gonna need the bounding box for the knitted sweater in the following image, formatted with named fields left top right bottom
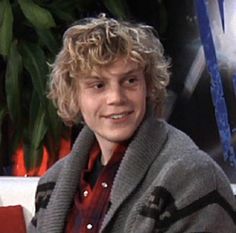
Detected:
left=28, top=111, right=236, bottom=233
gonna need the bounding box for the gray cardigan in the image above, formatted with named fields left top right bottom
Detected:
left=28, top=111, right=236, bottom=233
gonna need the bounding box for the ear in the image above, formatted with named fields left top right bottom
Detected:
left=78, top=114, right=85, bottom=125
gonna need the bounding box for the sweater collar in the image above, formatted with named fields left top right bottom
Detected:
left=41, top=106, right=168, bottom=233
left=101, top=107, right=168, bottom=232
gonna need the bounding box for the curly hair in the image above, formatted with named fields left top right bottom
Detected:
left=48, top=14, right=170, bottom=126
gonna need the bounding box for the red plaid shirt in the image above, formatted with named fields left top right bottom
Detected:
left=65, top=141, right=127, bottom=233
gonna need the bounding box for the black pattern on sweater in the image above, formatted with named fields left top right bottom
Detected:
left=141, top=186, right=236, bottom=232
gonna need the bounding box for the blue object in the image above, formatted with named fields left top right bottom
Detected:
left=233, top=74, right=236, bottom=99
left=195, top=0, right=236, bottom=166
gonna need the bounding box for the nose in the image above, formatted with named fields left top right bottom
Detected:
left=106, top=84, right=126, bottom=105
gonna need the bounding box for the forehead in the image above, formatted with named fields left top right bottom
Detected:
left=84, top=58, right=143, bottom=79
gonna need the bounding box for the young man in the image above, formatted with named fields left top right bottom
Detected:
left=29, top=15, right=236, bottom=233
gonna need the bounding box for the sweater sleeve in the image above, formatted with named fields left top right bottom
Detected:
left=27, top=158, right=65, bottom=233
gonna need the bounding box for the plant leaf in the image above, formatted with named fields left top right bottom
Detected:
left=48, top=1, right=77, bottom=22
left=0, top=0, right=13, bottom=57
left=5, top=41, right=23, bottom=125
left=18, top=0, right=56, bottom=29
left=23, top=143, right=44, bottom=171
left=48, top=7, right=74, bottom=22
left=8, top=129, right=23, bottom=161
left=43, top=99, right=64, bottom=165
left=102, top=0, right=128, bottom=19
left=29, top=90, right=40, bottom=133
left=0, top=106, right=7, bottom=148
left=36, top=28, right=59, bottom=54
left=24, top=102, right=48, bottom=169
left=0, top=105, right=22, bottom=161
left=20, top=42, right=48, bottom=106
left=46, top=101, right=62, bottom=140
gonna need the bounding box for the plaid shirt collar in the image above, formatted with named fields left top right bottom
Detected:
left=65, top=140, right=128, bottom=233
left=85, top=140, right=128, bottom=176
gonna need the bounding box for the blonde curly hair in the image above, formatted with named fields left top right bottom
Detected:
left=48, top=14, right=170, bottom=126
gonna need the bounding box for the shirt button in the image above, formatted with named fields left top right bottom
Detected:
left=86, top=223, right=93, bottom=230
left=83, top=190, right=89, bottom=197
left=101, top=182, right=108, bottom=188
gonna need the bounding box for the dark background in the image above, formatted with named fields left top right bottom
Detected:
left=123, top=0, right=236, bottom=182
left=0, top=0, right=235, bottom=181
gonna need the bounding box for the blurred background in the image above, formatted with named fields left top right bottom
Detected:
left=0, top=0, right=235, bottom=182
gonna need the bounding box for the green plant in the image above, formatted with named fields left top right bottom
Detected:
left=0, top=0, right=129, bottom=175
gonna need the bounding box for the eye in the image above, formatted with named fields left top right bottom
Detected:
left=83, top=80, right=105, bottom=90
left=94, top=82, right=104, bottom=89
left=124, top=76, right=138, bottom=86
left=127, top=78, right=137, bottom=84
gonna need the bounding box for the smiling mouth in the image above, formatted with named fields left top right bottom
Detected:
left=110, top=113, right=128, bottom=119
left=105, top=112, right=132, bottom=120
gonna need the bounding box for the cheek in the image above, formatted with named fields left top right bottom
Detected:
left=139, top=83, right=147, bottom=102
left=78, top=94, right=89, bottom=118
left=78, top=95, right=100, bottom=119
left=139, top=85, right=147, bottom=115
left=143, top=79, right=150, bottom=98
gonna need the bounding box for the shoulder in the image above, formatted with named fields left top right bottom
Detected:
left=143, top=122, right=236, bottom=228
left=157, top=120, right=213, bottom=165
left=34, top=156, right=68, bottom=209
left=38, top=155, right=68, bottom=185
left=35, top=153, right=72, bottom=199
left=29, top=155, right=70, bottom=228
left=163, top=121, right=199, bottom=152
left=149, top=120, right=234, bottom=202
left=153, top=121, right=235, bottom=208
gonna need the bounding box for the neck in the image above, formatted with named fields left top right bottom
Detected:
left=96, top=138, right=118, bottom=165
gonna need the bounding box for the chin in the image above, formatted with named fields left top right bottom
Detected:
left=107, top=131, right=135, bottom=143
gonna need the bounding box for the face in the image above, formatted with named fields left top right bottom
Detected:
left=77, top=58, right=147, bottom=149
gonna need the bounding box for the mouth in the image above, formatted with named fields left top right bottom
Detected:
left=105, top=111, right=132, bottom=120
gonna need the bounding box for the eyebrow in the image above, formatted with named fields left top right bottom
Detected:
left=92, top=68, right=141, bottom=79
left=81, top=65, right=143, bottom=83
left=121, top=69, right=140, bottom=76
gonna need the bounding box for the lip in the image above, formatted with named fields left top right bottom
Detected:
left=103, top=111, right=133, bottom=118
